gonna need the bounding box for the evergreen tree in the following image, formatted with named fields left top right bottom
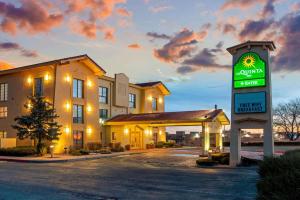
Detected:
left=12, top=95, right=61, bottom=155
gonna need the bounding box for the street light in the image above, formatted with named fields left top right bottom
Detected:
left=50, top=145, right=54, bottom=158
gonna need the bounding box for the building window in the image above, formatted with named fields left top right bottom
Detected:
left=0, top=83, right=8, bottom=101
left=0, top=131, right=7, bottom=138
left=99, top=109, right=108, bottom=119
left=73, top=104, right=84, bottom=124
left=73, top=79, right=84, bottom=98
left=129, top=93, right=136, bottom=108
left=73, top=130, right=83, bottom=149
left=0, top=107, right=7, bottom=118
left=99, top=87, right=108, bottom=103
left=112, top=132, right=116, bottom=140
left=152, top=97, right=158, bottom=111
left=34, top=78, right=43, bottom=96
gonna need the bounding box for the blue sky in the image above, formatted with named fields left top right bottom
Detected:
left=1, top=0, right=300, bottom=129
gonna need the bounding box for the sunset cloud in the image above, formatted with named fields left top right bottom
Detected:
left=149, top=5, right=173, bottom=13
left=0, top=0, right=63, bottom=35
left=128, top=43, right=141, bottom=49
left=0, top=60, right=15, bottom=70
left=146, top=32, right=171, bottom=41
left=220, top=0, right=268, bottom=11
left=116, top=8, right=132, bottom=17
left=0, top=42, right=38, bottom=57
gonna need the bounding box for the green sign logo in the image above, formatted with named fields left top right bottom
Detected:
left=234, top=52, right=266, bottom=88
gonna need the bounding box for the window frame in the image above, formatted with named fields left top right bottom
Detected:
left=0, top=106, right=7, bottom=118
left=0, top=131, right=7, bottom=138
left=99, top=87, right=108, bottom=104
left=73, top=104, right=84, bottom=124
left=129, top=93, right=136, bottom=108
left=152, top=97, right=158, bottom=111
left=99, top=109, right=108, bottom=119
left=34, top=78, right=43, bottom=96
left=0, top=83, right=8, bottom=101
left=73, top=79, right=84, bottom=98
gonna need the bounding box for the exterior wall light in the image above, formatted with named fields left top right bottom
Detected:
left=65, top=75, right=71, bottom=82
left=87, top=105, right=92, bottom=112
left=65, top=102, right=71, bottom=111
left=27, top=77, right=33, bottom=84
left=87, top=80, right=92, bottom=87
left=158, top=97, right=163, bottom=104
left=87, top=127, right=92, bottom=135
left=159, top=130, right=162, bottom=135
left=149, top=130, right=152, bottom=135
left=124, top=128, right=129, bottom=135
left=45, top=73, right=50, bottom=81
left=65, top=127, right=70, bottom=134
left=147, top=95, right=152, bottom=101
left=99, top=118, right=104, bottom=125
left=144, top=129, right=149, bottom=135
left=27, top=102, right=32, bottom=109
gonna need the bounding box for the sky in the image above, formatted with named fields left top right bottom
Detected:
left=0, top=0, right=300, bottom=133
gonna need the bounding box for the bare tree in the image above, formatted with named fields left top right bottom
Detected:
left=273, top=98, right=300, bottom=141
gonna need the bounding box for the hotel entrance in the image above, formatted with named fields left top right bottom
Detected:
left=73, top=130, right=84, bottom=149
left=130, top=131, right=142, bottom=149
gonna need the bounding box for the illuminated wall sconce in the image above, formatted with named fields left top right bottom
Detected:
left=124, top=128, right=129, bottom=135
left=87, top=80, right=92, bottom=87
left=65, top=127, right=70, bottom=134
left=44, top=73, right=50, bottom=81
left=27, top=77, right=33, bottom=84
left=144, top=129, right=149, bottom=135
left=87, top=105, right=92, bottom=112
left=147, top=95, right=152, bottom=101
left=159, top=130, right=162, bottom=135
left=65, top=75, right=71, bottom=82
left=65, top=102, right=71, bottom=111
left=158, top=97, right=163, bottom=104
left=27, top=102, right=32, bottom=109
left=149, top=130, right=152, bottom=135
left=99, top=118, right=104, bottom=125
left=87, top=127, right=92, bottom=135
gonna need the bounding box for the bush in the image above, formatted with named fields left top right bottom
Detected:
left=156, top=141, right=165, bottom=148
left=69, top=149, right=90, bottom=156
left=256, top=151, right=300, bottom=200
left=0, top=146, right=36, bottom=157
left=164, top=142, right=175, bottom=148
left=196, top=159, right=218, bottom=167
left=211, top=153, right=230, bottom=165
left=86, top=142, right=102, bottom=151
left=110, top=143, right=125, bottom=152
left=125, top=144, right=130, bottom=151
left=99, top=147, right=111, bottom=154
left=146, top=143, right=155, bottom=149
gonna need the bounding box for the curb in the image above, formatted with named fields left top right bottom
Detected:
left=0, top=152, right=146, bottom=164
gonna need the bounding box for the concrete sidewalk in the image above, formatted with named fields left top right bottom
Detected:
left=0, top=150, right=147, bottom=163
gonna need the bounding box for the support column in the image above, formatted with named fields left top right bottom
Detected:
left=230, top=127, right=241, bottom=166
left=216, top=128, right=223, bottom=151
left=263, top=123, right=274, bottom=156
left=201, top=123, right=210, bottom=155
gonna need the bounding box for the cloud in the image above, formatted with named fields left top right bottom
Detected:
left=146, top=32, right=171, bottom=40
left=71, top=20, right=97, bottom=39
left=273, top=13, right=300, bottom=71
left=128, top=43, right=141, bottom=49
left=220, top=0, right=267, bottom=11
left=291, top=2, right=300, bottom=12
left=153, top=27, right=209, bottom=63
left=239, top=19, right=275, bottom=41
left=0, top=42, right=38, bottom=57
left=222, top=23, right=236, bottom=34
left=0, top=60, right=15, bottom=70
left=149, top=5, right=173, bottom=13
left=0, top=0, right=63, bottom=35
left=260, top=0, right=276, bottom=18
left=116, top=8, right=131, bottom=17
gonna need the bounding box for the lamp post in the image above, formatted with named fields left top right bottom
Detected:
left=50, top=145, right=54, bottom=158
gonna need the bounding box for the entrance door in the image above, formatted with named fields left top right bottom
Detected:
left=73, top=130, right=84, bottom=149
left=130, top=131, right=141, bottom=149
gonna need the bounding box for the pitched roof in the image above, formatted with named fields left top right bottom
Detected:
left=135, top=81, right=170, bottom=95
left=227, top=40, right=276, bottom=55
left=0, top=54, right=106, bottom=76
left=105, top=109, right=230, bottom=125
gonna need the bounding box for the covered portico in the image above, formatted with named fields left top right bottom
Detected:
left=105, top=109, right=230, bottom=154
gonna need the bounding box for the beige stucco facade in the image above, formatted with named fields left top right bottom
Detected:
left=0, top=55, right=169, bottom=153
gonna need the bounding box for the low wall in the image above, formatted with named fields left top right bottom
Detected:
left=0, top=138, right=17, bottom=148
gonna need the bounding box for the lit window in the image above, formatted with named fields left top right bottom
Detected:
left=73, top=79, right=84, bottom=98
left=99, top=109, right=108, bottom=119
left=73, top=104, right=84, bottom=124
left=152, top=97, right=158, bottom=111
left=99, top=87, right=108, bottom=103
left=129, top=93, right=136, bottom=108
left=34, top=78, right=43, bottom=96
left=0, top=83, right=8, bottom=101
left=0, top=131, right=7, bottom=138
left=0, top=107, right=7, bottom=118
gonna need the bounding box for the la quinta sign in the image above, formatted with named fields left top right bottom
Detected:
left=233, top=52, right=266, bottom=89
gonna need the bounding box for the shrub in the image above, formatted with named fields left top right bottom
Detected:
left=86, top=142, right=102, bottom=151
left=0, top=146, right=36, bottom=157
left=256, top=151, right=300, bottom=200
left=110, top=143, right=125, bottom=152
left=196, top=159, right=218, bottom=167
left=125, top=144, right=130, bottom=151
left=211, top=153, right=230, bottom=165
left=69, top=149, right=90, bottom=156
left=146, top=143, right=155, bottom=149
left=156, top=141, right=165, bottom=148
left=99, top=148, right=111, bottom=154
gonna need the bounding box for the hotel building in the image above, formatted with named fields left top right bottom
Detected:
left=0, top=54, right=229, bottom=153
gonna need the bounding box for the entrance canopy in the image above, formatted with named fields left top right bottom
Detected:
left=105, top=109, right=230, bottom=126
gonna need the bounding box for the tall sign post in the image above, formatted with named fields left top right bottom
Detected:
left=227, top=41, right=276, bottom=166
